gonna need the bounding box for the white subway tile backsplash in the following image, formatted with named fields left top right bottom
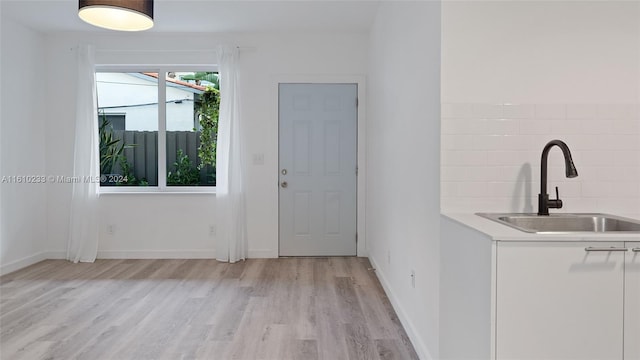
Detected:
left=449, top=103, right=474, bottom=118
left=485, top=119, right=519, bottom=135
left=581, top=119, right=612, bottom=135
left=472, top=135, right=502, bottom=150
left=469, top=119, right=492, bottom=134
left=596, top=198, right=640, bottom=216
left=610, top=151, right=640, bottom=167
left=486, top=151, right=529, bottom=166
left=519, top=119, right=552, bottom=134
left=575, top=166, right=600, bottom=180
left=457, top=182, right=489, bottom=197
left=441, top=103, right=455, bottom=118
left=559, top=198, right=600, bottom=213
left=546, top=181, right=582, bottom=198
left=444, top=198, right=497, bottom=213
left=611, top=119, right=640, bottom=134
left=441, top=166, right=494, bottom=182
left=551, top=119, right=583, bottom=134
left=566, top=104, right=596, bottom=119
left=441, top=119, right=462, bottom=134
left=576, top=151, right=614, bottom=166
left=612, top=182, right=640, bottom=197
left=487, top=182, right=524, bottom=198
left=503, top=104, right=534, bottom=119
left=569, top=135, right=604, bottom=150
left=441, top=102, right=640, bottom=217
left=473, top=104, right=503, bottom=119
left=581, top=182, right=606, bottom=198
left=441, top=118, right=489, bottom=134
left=596, top=165, right=640, bottom=181
left=599, top=135, right=640, bottom=150
left=500, top=135, right=536, bottom=150
left=442, top=150, right=487, bottom=166
left=546, top=165, right=575, bottom=182
left=487, top=166, right=531, bottom=182
left=441, top=134, right=475, bottom=150
left=534, top=104, right=565, bottom=119
left=441, top=181, right=459, bottom=198
left=596, top=104, right=639, bottom=119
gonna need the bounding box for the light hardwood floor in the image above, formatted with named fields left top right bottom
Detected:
left=0, top=257, right=418, bottom=360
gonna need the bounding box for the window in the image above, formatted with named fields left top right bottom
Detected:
left=96, top=69, right=219, bottom=192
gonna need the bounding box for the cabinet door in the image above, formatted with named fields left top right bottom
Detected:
left=626, top=242, right=640, bottom=360
left=496, top=242, right=625, bottom=360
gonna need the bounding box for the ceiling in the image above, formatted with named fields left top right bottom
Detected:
left=1, top=0, right=380, bottom=33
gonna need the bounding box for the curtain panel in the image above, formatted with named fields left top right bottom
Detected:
left=67, top=44, right=100, bottom=263
left=215, top=46, right=248, bottom=263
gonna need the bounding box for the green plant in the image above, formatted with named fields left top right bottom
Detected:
left=167, top=149, right=200, bottom=185
left=99, top=115, right=133, bottom=175
left=197, top=86, right=220, bottom=170
left=117, top=155, right=136, bottom=185
left=116, top=155, right=149, bottom=186
left=180, top=72, right=219, bottom=90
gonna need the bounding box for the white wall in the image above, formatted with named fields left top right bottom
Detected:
left=0, top=17, right=48, bottom=274
left=441, top=1, right=640, bottom=218
left=43, top=31, right=368, bottom=258
left=442, top=1, right=640, bottom=105
left=367, top=3, right=441, bottom=359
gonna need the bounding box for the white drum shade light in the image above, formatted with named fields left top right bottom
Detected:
left=78, top=0, right=154, bottom=31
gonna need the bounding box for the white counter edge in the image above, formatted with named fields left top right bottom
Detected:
left=441, top=213, right=640, bottom=241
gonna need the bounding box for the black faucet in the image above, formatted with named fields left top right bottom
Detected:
left=538, top=140, right=578, bottom=216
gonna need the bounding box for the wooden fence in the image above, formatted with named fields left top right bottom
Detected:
left=112, top=130, right=215, bottom=186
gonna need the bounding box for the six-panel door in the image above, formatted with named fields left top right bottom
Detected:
left=278, top=83, right=357, bottom=256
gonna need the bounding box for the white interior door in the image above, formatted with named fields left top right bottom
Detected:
left=278, top=83, right=357, bottom=256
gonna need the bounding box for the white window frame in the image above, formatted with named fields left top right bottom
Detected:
left=97, top=65, right=218, bottom=194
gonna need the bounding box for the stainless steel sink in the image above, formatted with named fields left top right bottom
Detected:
left=476, top=213, right=640, bottom=233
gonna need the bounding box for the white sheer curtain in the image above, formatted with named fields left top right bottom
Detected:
left=215, top=45, right=248, bottom=263
left=67, top=44, right=100, bottom=263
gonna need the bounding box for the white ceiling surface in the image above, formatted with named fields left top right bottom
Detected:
left=1, top=0, right=381, bottom=33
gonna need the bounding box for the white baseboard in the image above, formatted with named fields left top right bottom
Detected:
left=97, top=250, right=217, bottom=259
left=97, top=249, right=278, bottom=259
left=1, top=248, right=279, bottom=275
left=46, top=251, right=67, bottom=259
left=368, top=255, right=433, bottom=360
left=248, top=249, right=278, bottom=258
left=1, top=252, right=48, bottom=276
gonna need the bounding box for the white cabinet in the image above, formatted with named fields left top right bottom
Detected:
left=440, top=216, right=640, bottom=360
left=626, top=242, right=640, bottom=360
left=496, top=242, right=625, bottom=360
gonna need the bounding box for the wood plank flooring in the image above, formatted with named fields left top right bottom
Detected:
left=0, top=258, right=418, bottom=360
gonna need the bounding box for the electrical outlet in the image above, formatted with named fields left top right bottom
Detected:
left=209, top=225, right=216, bottom=236
left=410, top=269, right=416, bottom=288
left=107, top=224, right=115, bottom=235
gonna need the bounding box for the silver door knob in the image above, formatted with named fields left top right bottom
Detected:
left=281, top=181, right=288, bottom=188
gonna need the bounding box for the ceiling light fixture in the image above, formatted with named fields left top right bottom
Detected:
left=78, top=0, right=154, bottom=31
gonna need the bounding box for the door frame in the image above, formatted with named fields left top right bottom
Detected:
left=273, top=75, right=367, bottom=257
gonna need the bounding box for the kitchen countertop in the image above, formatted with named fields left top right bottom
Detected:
left=442, top=213, right=640, bottom=241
